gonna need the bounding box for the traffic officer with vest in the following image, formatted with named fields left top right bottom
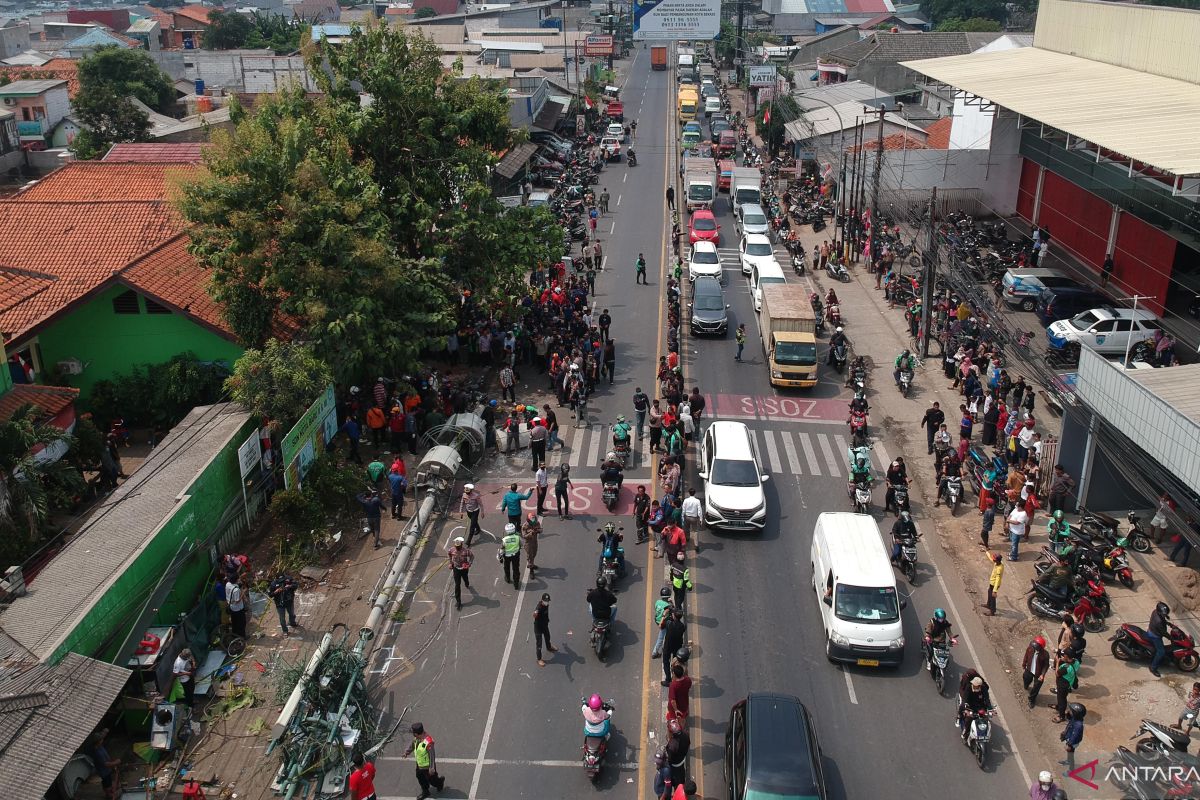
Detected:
left=403, top=722, right=444, bottom=800
left=500, top=523, right=522, bottom=588
left=669, top=552, right=693, bottom=611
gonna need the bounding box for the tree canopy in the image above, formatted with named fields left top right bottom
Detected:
left=70, top=47, right=174, bottom=159
left=226, top=340, right=334, bottom=426
left=179, top=25, right=564, bottom=382
left=920, top=0, right=1007, bottom=23
left=934, top=16, right=1003, bottom=31
left=204, top=10, right=307, bottom=53
left=204, top=9, right=256, bottom=50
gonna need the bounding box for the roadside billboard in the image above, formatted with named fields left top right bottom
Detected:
left=281, top=384, right=338, bottom=489
left=748, top=65, right=777, bottom=87
left=585, top=34, right=614, bottom=56
left=632, top=0, right=720, bottom=40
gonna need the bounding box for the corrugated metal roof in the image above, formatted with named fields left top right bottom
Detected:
left=0, top=404, right=251, bottom=661
left=0, top=652, right=131, bottom=800
left=903, top=46, right=1200, bottom=176
left=784, top=98, right=917, bottom=139
left=471, top=39, right=544, bottom=52
left=1129, top=362, right=1200, bottom=428
left=494, top=141, right=537, bottom=179
left=793, top=78, right=890, bottom=109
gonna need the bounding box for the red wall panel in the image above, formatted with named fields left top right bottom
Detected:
left=1113, top=212, right=1175, bottom=316
left=1016, top=158, right=1038, bottom=221
left=1037, top=170, right=1112, bottom=269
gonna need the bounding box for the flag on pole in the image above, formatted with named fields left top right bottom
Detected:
left=584, top=95, right=594, bottom=110
left=763, top=105, right=771, bottom=126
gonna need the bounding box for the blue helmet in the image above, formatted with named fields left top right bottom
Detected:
left=933, top=608, right=946, bottom=621
left=489, top=399, right=498, bottom=407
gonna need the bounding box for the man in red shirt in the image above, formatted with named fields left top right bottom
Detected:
left=348, top=753, right=376, bottom=800
left=668, top=663, right=692, bottom=721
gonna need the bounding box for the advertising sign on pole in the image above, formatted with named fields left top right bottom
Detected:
left=237, top=432, right=261, bottom=478
left=281, top=384, right=337, bottom=489
left=632, top=0, right=720, bottom=40
left=584, top=34, right=614, bottom=56
left=748, top=65, right=777, bottom=87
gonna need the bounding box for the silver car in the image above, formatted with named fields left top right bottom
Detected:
left=738, top=203, right=770, bottom=238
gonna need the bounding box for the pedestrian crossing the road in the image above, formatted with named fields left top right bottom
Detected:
left=490, top=420, right=891, bottom=479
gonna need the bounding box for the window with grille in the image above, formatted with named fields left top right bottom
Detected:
left=112, top=290, right=140, bottom=314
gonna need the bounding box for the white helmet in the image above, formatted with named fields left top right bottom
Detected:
left=464, top=483, right=475, bottom=491
left=1038, top=771, right=1052, bottom=785
left=836, top=326, right=843, bottom=333
left=453, top=536, right=465, bottom=545
left=606, top=451, right=616, bottom=460
left=505, top=523, right=516, bottom=534
left=350, top=386, right=360, bottom=394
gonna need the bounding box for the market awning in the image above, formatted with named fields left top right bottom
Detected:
left=531, top=99, right=565, bottom=132
left=903, top=47, right=1200, bottom=177
left=0, top=652, right=132, bottom=800
left=494, top=142, right=538, bottom=180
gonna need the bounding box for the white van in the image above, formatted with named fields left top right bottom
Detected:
left=704, top=95, right=722, bottom=116
left=751, top=259, right=786, bottom=312
left=810, top=512, right=907, bottom=667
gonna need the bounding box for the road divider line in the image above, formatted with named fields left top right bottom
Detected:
left=467, top=578, right=530, bottom=798
left=842, top=667, right=859, bottom=704
left=762, top=429, right=783, bottom=474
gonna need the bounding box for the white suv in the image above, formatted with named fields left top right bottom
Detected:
left=739, top=234, right=776, bottom=276
left=699, top=421, right=768, bottom=531
left=688, top=241, right=722, bottom=282
left=1046, top=306, right=1161, bottom=355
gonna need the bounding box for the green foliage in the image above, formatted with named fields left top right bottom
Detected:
left=0, top=405, right=82, bottom=546
left=179, top=25, right=563, bottom=383
left=71, top=46, right=174, bottom=160
left=759, top=95, right=799, bottom=152
left=269, top=455, right=362, bottom=566
left=414, top=6, right=437, bottom=18
left=69, top=415, right=106, bottom=471
left=934, top=16, right=1003, bottom=30
left=87, top=353, right=229, bottom=431
left=204, top=9, right=256, bottom=50
left=920, top=0, right=1007, bottom=23
left=225, top=339, right=333, bottom=427
left=77, top=46, right=176, bottom=112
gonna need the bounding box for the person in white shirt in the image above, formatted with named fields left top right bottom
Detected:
left=173, top=648, right=196, bottom=707
left=1007, top=505, right=1029, bottom=562
left=226, top=579, right=247, bottom=639
left=1016, top=418, right=1037, bottom=462
left=680, top=487, right=703, bottom=554
left=535, top=466, right=549, bottom=516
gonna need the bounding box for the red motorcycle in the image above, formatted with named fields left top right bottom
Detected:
left=1111, top=624, right=1200, bottom=672
left=848, top=410, right=868, bottom=447
left=1026, top=578, right=1106, bottom=633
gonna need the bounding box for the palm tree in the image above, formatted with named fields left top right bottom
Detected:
left=0, top=405, right=81, bottom=541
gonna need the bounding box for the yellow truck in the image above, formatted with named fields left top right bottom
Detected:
left=678, top=87, right=698, bottom=124
left=759, top=284, right=819, bottom=388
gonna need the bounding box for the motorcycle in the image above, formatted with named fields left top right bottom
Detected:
left=963, top=707, right=994, bottom=769
left=627, top=150, right=637, bottom=167
left=826, top=303, right=842, bottom=327
left=1133, top=718, right=1193, bottom=759
left=890, top=481, right=910, bottom=516
left=849, top=365, right=866, bottom=394
left=612, top=437, right=631, bottom=468
left=896, top=533, right=920, bottom=584
left=1091, top=543, right=1135, bottom=589
left=831, top=343, right=847, bottom=372
left=602, top=481, right=619, bottom=511
left=581, top=698, right=615, bottom=780
left=925, top=634, right=957, bottom=693
left=589, top=612, right=613, bottom=659
left=792, top=251, right=806, bottom=275
left=826, top=259, right=848, bottom=282
left=897, top=368, right=913, bottom=396
left=1080, top=509, right=1151, bottom=554
left=849, top=411, right=868, bottom=447
left=942, top=475, right=963, bottom=515
left=1111, top=624, right=1200, bottom=672
left=849, top=476, right=872, bottom=514
left=1026, top=579, right=1106, bottom=632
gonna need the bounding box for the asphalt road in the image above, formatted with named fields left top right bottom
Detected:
left=368, top=46, right=1035, bottom=800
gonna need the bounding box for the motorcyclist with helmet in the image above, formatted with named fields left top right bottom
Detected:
left=936, top=447, right=963, bottom=506
left=612, top=415, right=632, bottom=451
left=601, top=451, right=625, bottom=490
left=923, top=608, right=953, bottom=671
left=1047, top=510, right=1072, bottom=554
left=890, top=511, right=918, bottom=564
left=957, top=669, right=993, bottom=739
left=597, top=522, right=625, bottom=577
left=582, top=693, right=613, bottom=738
left=827, top=326, right=848, bottom=366
left=587, top=576, right=618, bottom=624
left=894, top=349, right=915, bottom=388
left=848, top=391, right=869, bottom=415
left=845, top=354, right=867, bottom=388
left=849, top=455, right=872, bottom=488
left=627, top=147, right=637, bottom=166
left=1062, top=703, right=1086, bottom=771
left=1149, top=601, right=1170, bottom=677
left=1030, top=769, right=1059, bottom=800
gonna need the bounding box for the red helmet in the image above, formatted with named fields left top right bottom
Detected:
left=1034, top=635, right=1047, bottom=648
left=588, top=694, right=603, bottom=711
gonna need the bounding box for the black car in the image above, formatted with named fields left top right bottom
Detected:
left=725, top=693, right=827, bottom=800
left=1035, top=285, right=1111, bottom=326
left=690, top=276, right=729, bottom=336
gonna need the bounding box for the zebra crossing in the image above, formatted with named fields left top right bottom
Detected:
left=495, top=420, right=894, bottom=479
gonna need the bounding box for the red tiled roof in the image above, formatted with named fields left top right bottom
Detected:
left=0, top=60, right=80, bottom=98
left=0, top=383, right=79, bottom=424
left=174, top=6, right=215, bottom=25
left=14, top=162, right=203, bottom=202
left=846, top=132, right=928, bottom=153
left=120, top=235, right=226, bottom=334
left=0, top=201, right=180, bottom=340
left=924, top=116, right=952, bottom=150
left=103, top=143, right=208, bottom=163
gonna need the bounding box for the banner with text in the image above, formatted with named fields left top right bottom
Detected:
left=281, top=384, right=338, bottom=490
left=584, top=34, right=614, bottom=56
left=632, top=0, right=720, bottom=40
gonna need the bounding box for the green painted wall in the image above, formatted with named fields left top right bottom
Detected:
left=51, top=414, right=256, bottom=664
left=33, top=285, right=244, bottom=400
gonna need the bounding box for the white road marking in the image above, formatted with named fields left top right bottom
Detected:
left=761, top=429, right=782, bottom=473
left=467, top=581, right=531, bottom=799
left=567, top=425, right=586, bottom=468
left=589, top=423, right=606, bottom=466
left=843, top=667, right=859, bottom=704
left=780, top=431, right=803, bottom=475
left=617, top=194, right=623, bottom=206
left=817, top=433, right=840, bottom=476
left=798, top=432, right=821, bottom=475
